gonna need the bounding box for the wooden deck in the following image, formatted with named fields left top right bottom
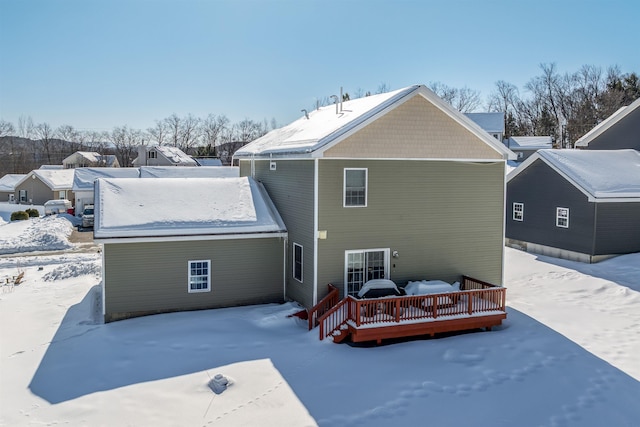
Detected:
left=315, top=276, right=506, bottom=344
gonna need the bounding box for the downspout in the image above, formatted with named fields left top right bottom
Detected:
left=313, top=158, right=319, bottom=306
left=591, top=203, right=598, bottom=260
left=283, top=236, right=288, bottom=301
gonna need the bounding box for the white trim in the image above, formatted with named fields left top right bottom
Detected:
left=343, top=168, right=368, bottom=208
left=501, top=164, right=507, bottom=286
left=96, top=231, right=288, bottom=245
left=101, top=245, right=106, bottom=317
left=513, top=202, right=524, bottom=221
left=282, top=237, right=287, bottom=301
left=293, top=242, right=303, bottom=283
left=313, top=158, right=319, bottom=306
left=188, top=259, right=211, bottom=293
left=556, top=207, right=569, bottom=228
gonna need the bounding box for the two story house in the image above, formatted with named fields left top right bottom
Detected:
left=235, top=84, right=515, bottom=308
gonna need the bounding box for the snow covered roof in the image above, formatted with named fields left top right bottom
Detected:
left=508, top=149, right=640, bottom=201
left=464, top=112, right=505, bottom=134
left=154, top=146, right=197, bottom=166
left=506, top=136, right=553, bottom=150
left=194, top=158, right=223, bottom=166
left=139, top=166, right=239, bottom=178
left=0, top=174, right=26, bottom=192
left=17, top=169, right=75, bottom=190
left=234, top=85, right=515, bottom=160
left=94, top=177, right=287, bottom=240
left=574, top=98, right=640, bottom=147
left=73, top=168, right=141, bottom=191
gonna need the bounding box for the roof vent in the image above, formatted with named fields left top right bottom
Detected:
left=301, top=109, right=309, bottom=119
left=330, top=95, right=338, bottom=114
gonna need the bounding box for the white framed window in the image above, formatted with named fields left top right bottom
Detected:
left=556, top=207, right=569, bottom=228
left=19, top=190, right=27, bottom=202
left=188, top=260, right=211, bottom=293
left=293, top=243, right=303, bottom=283
left=59, top=190, right=66, bottom=200
left=149, top=150, right=157, bottom=159
left=513, top=203, right=524, bottom=221
left=344, top=248, right=389, bottom=297
left=344, top=168, right=367, bottom=207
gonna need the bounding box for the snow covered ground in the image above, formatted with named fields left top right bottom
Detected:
left=1, top=215, right=639, bottom=426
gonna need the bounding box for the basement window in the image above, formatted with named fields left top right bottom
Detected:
left=188, top=260, right=211, bottom=293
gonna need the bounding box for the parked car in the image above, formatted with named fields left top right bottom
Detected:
left=44, top=199, right=72, bottom=215
left=81, top=204, right=95, bottom=228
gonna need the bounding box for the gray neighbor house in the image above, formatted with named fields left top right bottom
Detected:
left=95, top=84, right=515, bottom=322
left=235, top=84, right=515, bottom=309
left=574, top=97, right=640, bottom=151
left=506, top=149, right=640, bottom=263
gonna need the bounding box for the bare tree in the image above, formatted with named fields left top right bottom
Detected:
left=108, top=126, right=143, bottom=167
left=0, top=119, right=15, bottom=137
left=147, top=119, right=167, bottom=146
left=161, top=113, right=201, bottom=153
left=200, top=114, right=229, bottom=157
left=34, top=122, right=55, bottom=164
left=429, top=82, right=481, bottom=112
left=17, top=115, right=34, bottom=139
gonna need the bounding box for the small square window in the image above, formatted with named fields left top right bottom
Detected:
left=293, top=243, right=303, bottom=283
left=344, top=168, right=367, bottom=207
left=556, top=207, right=569, bottom=228
left=188, top=260, right=211, bottom=293
left=513, top=203, right=524, bottom=221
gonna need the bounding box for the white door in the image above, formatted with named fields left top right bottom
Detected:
left=345, top=249, right=389, bottom=296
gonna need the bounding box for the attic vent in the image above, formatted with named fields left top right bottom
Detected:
left=270, top=161, right=277, bottom=171
left=301, top=109, right=309, bottom=119
left=330, top=95, right=338, bottom=114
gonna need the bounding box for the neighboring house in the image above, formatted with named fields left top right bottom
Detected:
left=504, top=136, right=553, bottom=161
left=506, top=149, right=640, bottom=263
left=465, top=112, right=505, bottom=141
left=72, top=167, right=141, bottom=215
left=193, top=157, right=223, bottom=166
left=139, top=166, right=239, bottom=178
left=63, top=151, right=120, bottom=169
left=234, top=84, right=515, bottom=308
left=94, top=177, right=287, bottom=322
left=13, top=169, right=75, bottom=206
left=132, top=146, right=197, bottom=167
left=0, top=174, right=26, bottom=202
left=574, top=97, right=640, bottom=150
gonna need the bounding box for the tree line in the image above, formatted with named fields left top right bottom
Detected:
left=0, top=114, right=272, bottom=175
left=1, top=63, right=638, bottom=176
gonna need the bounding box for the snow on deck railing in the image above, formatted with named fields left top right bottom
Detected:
left=319, top=287, right=506, bottom=340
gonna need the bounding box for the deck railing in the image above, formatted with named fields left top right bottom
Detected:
left=462, top=275, right=500, bottom=290
left=307, top=284, right=340, bottom=330
left=319, top=286, right=506, bottom=340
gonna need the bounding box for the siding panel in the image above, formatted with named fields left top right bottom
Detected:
left=594, top=203, right=640, bottom=254
left=103, top=238, right=284, bottom=321
left=317, top=159, right=505, bottom=297
left=240, top=159, right=316, bottom=307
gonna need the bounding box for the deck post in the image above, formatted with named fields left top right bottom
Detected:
left=395, top=299, right=400, bottom=323
left=468, top=291, right=473, bottom=315
left=432, top=295, right=438, bottom=319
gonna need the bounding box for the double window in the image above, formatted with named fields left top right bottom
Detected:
left=293, top=243, right=303, bottom=283
left=188, top=260, right=211, bottom=293
left=344, top=168, right=367, bottom=207
left=556, top=207, right=569, bottom=228
left=513, top=203, right=524, bottom=221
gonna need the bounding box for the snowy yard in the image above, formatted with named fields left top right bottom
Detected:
left=0, top=212, right=639, bottom=426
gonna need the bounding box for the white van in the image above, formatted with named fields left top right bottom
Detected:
left=44, top=199, right=72, bottom=215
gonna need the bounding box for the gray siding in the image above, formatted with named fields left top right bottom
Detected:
left=317, top=159, right=505, bottom=297
left=240, top=159, right=316, bottom=308
left=103, top=237, right=284, bottom=321
left=506, top=160, right=596, bottom=254
left=14, top=178, right=73, bottom=206
left=585, top=107, right=640, bottom=150
left=594, top=203, right=640, bottom=255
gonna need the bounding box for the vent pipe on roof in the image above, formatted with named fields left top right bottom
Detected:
left=301, top=109, right=309, bottom=119
left=340, top=87, right=343, bottom=112
left=330, top=95, right=338, bottom=114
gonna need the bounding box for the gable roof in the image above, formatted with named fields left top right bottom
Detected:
left=0, top=174, right=26, bottom=192
left=139, top=166, right=239, bottom=178
left=464, top=112, right=505, bottom=134
left=574, top=98, right=640, bottom=147
left=506, top=136, right=553, bottom=150
left=234, top=85, right=515, bottom=160
left=94, top=177, right=287, bottom=240
left=73, top=167, right=141, bottom=191
left=154, top=146, right=197, bottom=166
left=16, top=169, right=75, bottom=190
left=507, top=149, right=640, bottom=201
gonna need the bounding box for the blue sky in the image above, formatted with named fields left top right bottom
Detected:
left=1, top=0, right=638, bottom=133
